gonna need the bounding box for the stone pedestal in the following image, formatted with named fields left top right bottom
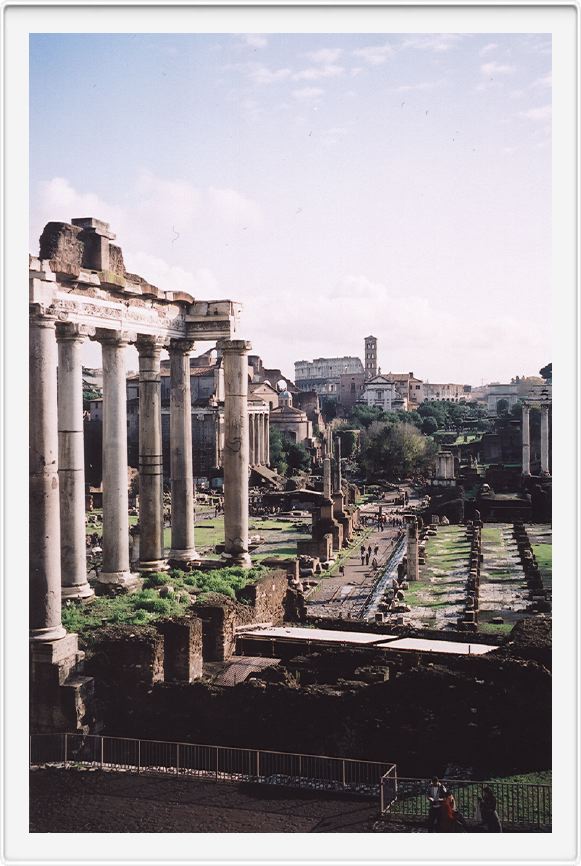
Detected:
left=30, top=308, right=66, bottom=641
left=97, top=330, right=138, bottom=587
left=137, top=336, right=167, bottom=572
left=407, top=518, right=420, bottom=582
left=30, top=633, right=96, bottom=733
left=521, top=404, right=531, bottom=476
left=57, top=323, right=94, bottom=600
left=220, top=339, right=252, bottom=567
left=168, top=340, right=199, bottom=562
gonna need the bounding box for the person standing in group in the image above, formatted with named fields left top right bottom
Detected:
left=440, top=789, right=468, bottom=832
left=479, top=786, right=502, bottom=832
left=426, top=777, right=447, bottom=831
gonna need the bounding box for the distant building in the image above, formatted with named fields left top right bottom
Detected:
left=294, top=356, right=364, bottom=397
left=422, top=382, right=472, bottom=403
left=338, top=372, right=366, bottom=413
left=364, top=335, right=378, bottom=380
left=362, top=375, right=406, bottom=412
left=383, top=372, right=424, bottom=408
left=269, top=389, right=312, bottom=445
left=486, top=379, right=550, bottom=416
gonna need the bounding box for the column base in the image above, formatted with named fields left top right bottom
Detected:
left=30, top=624, right=67, bottom=642
left=138, top=559, right=169, bottom=574
left=223, top=552, right=253, bottom=568
left=168, top=549, right=201, bottom=565
left=97, top=571, right=141, bottom=587
left=62, top=582, right=95, bottom=601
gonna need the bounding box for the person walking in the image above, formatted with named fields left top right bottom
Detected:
left=426, top=777, right=447, bottom=831
left=440, top=789, right=467, bottom=832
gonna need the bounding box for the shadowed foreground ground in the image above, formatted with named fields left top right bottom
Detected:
left=29, top=768, right=388, bottom=833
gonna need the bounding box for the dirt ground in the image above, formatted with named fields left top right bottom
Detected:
left=29, top=768, right=382, bottom=833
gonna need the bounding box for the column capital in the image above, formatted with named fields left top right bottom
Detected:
left=55, top=321, right=95, bottom=343
left=217, top=339, right=252, bottom=354
left=168, top=338, right=196, bottom=356
left=94, top=328, right=136, bottom=347
left=30, top=304, right=58, bottom=327
left=136, top=334, right=169, bottom=356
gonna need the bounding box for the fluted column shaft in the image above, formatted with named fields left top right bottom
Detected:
left=265, top=413, right=270, bottom=466
left=257, top=414, right=264, bottom=466
left=220, top=339, right=251, bottom=567
left=169, top=340, right=198, bottom=561
left=98, top=330, right=135, bottom=584
left=137, top=336, right=166, bottom=570
left=30, top=309, right=66, bottom=641
left=522, top=404, right=531, bottom=476
left=540, top=405, right=550, bottom=474
left=57, top=323, right=94, bottom=599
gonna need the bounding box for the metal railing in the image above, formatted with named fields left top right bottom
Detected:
left=30, top=733, right=394, bottom=798
left=380, top=776, right=551, bottom=829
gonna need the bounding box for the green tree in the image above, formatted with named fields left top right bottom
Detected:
left=539, top=362, right=552, bottom=383
left=421, top=415, right=439, bottom=435
left=285, top=440, right=311, bottom=474
left=269, top=428, right=287, bottom=476
left=359, top=421, right=437, bottom=480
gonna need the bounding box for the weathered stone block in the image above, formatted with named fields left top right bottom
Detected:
left=157, top=617, right=203, bottom=682
left=38, top=222, right=83, bottom=279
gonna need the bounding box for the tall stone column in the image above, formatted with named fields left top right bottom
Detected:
left=30, top=308, right=66, bottom=641
left=168, top=339, right=199, bottom=562
left=220, top=339, right=252, bottom=567
left=407, top=518, right=420, bottom=582
left=56, top=322, right=94, bottom=600
left=323, top=453, right=332, bottom=499
left=540, top=404, right=550, bottom=475
left=521, top=403, right=531, bottom=476
left=137, top=335, right=167, bottom=571
left=97, top=330, right=137, bottom=586
left=264, top=414, right=270, bottom=466
left=257, top=413, right=264, bottom=466
left=249, top=411, right=255, bottom=467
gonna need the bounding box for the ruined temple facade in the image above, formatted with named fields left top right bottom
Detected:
left=30, top=217, right=253, bottom=729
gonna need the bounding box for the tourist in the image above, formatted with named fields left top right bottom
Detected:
left=365, top=551, right=370, bottom=566
left=367, top=545, right=372, bottom=557
left=371, top=557, right=378, bottom=570
left=374, top=545, right=379, bottom=556
left=440, top=790, right=467, bottom=832
left=426, top=777, right=447, bottom=831
left=479, top=786, right=502, bottom=832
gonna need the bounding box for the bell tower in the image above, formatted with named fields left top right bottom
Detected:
left=364, top=335, right=378, bottom=380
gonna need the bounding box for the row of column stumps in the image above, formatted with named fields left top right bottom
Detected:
left=521, top=402, right=551, bottom=476
left=30, top=304, right=252, bottom=642
left=248, top=411, right=270, bottom=467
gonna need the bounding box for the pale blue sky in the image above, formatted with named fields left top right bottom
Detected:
left=30, top=33, right=551, bottom=384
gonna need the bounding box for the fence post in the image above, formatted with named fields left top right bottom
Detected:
left=64, top=733, right=68, bottom=768
left=215, top=746, right=219, bottom=782
left=176, top=743, right=180, bottom=776
left=342, top=759, right=346, bottom=788
left=380, top=777, right=385, bottom=814
left=100, top=736, right=104, bottom=769
left=298, top=754, right=302, bottom=787
left=256, top=750, right=260, bottom=779
left=138, top=740, right=141, bottom=775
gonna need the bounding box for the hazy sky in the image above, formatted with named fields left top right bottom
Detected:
left=29, top=33, right=551, bottom=385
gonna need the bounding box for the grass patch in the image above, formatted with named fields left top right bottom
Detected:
left=478, top=621, right=514, bottom=636
left=532, top=543, right=552, bottom=585
left=62, top=565, right=267, bottom=643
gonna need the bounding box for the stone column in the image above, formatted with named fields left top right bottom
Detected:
left=540, top=404, right=550, bottom=475
left=137, top=335, right=167, bottom=571
left=257, top=413, right=264, bottom=466
left=97, top=330, right=137, bottom=586
left=56, top=322, right=94, bottom=600
left=323, top=453, right=332, bottom=499
left=522, top=403, right=531, bottom=476
left=168, top=340, right=199, bottom=562
left=220, top=339, right=252, bottom=567
left=264, top=414, right=270, bottom=466
left=407, top=518, right=420, bottom=582
left=249, top=410, right=255, bottom=466
left=30, top=308, right=66, bottom=641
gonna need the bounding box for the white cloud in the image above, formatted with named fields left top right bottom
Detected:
left=481, top=61, right=516, bottom=76
left=126, top=251, right=219, bottom=296
left=319, top=126, right=350, bottom=147
left=400, top=34, right=462, bottom=53
left=249, top=65, right=291, bottom=85
left=242, top=34, right=268, bottom=49
left=352, top=42, right=393, bottom=66
left=393, top=79, right=445, bottom=93
left=306, top=48, right=342, bottom=64
left=532, top=74, right=552, bottom=88
left=479, top=42, right=498, bottom=56
left=518, top=104, right=552, bottom=122
left=292, top=87, right=324, bottom=101
left=208, top=187, right=263, bottom=228
left=292, top=64, right=344, bottom=81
